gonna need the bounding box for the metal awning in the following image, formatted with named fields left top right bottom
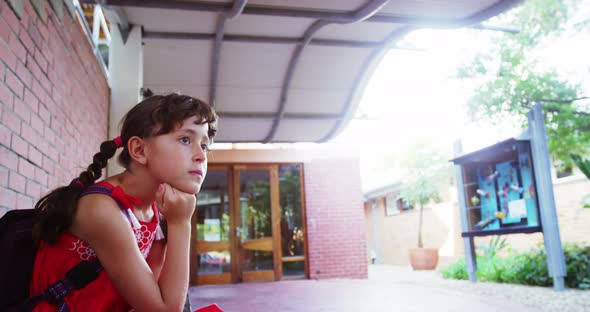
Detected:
left=97, top=0, right=521, bottom=143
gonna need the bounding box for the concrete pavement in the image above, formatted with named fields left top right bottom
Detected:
left=189, top=266, right=541, bottom=312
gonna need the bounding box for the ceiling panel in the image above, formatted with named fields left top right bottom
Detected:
left=143, top=39, right=212, bottom=86
left=225, top=15, right=315, bottom=37
left=218, top=42, right=293, bottom=87
left=273, top=119, right=339, bottom=142
left=379, top=0, right=500, bottom=20
left=315, top=22, right=403, bottom=42
left=284, top=88, right=349, bottom=114
left=291, top=46, right=372, bottom=89
left=143, top=84, right=209, bottom=103
left=215, top=86, right=281, bottom=113
left=248, top=0, right=363, bottom=11
left=123, top=7, right=217, bottom=33
left=214, top=118, right=273, bottom=142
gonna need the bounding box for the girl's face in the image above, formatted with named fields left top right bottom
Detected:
left=144, top=116, right=210, bottom=194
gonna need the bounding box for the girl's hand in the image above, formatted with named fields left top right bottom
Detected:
left=155, top=183, right=196, bottom=224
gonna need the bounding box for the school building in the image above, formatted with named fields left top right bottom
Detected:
left=363, top=171, right=590, bottom=268
left=0, top=0, right=523, bottom=285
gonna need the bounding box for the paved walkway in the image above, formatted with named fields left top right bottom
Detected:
left=189, top=265, right=550, bottom=312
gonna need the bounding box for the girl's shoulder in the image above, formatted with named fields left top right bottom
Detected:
left=70, top=184, right=131, bottom=245
left=71, top=181, right=159, bottom=249
left=77, top=181, right=130, bottom=217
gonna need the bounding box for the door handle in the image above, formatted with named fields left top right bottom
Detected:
left=235, top=226, right=242, bottom=238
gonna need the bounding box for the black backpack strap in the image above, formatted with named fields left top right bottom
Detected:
left=11, top=259, right=103, bottom=312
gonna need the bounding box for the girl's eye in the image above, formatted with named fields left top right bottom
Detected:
left=180, top=137, right=191, bottom=145
left=201, top=144, right=209, bottom=152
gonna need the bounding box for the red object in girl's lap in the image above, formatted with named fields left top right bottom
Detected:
left=195, top=303, right=223, bottom=312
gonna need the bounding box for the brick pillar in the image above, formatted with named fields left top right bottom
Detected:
left=304, top=156, right=368, bottom=279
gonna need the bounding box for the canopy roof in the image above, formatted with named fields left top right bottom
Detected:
left=100, top=0, right=521, bottom=143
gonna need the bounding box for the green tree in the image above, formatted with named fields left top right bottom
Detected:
left=399, top=172, right=441, bottom=248
left=396, top=140, right=449, bottom=248
left=458, top=0, right=590, bottom=164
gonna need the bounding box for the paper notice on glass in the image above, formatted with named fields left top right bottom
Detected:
left=508, top=199, right=527, bottom=219
left=204, top=219, right=221, bottom=241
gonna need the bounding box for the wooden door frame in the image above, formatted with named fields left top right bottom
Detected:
left=191, top=164, right=234, bottom=286
left=232, top=164, right=282, bottom=282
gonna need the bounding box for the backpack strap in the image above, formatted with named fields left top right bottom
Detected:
left=80, top=184, right=134, bottom=225
left=22, top=258, right=103, bottom=312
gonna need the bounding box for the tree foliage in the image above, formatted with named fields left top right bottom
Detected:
left=397, top=140, right=448, bottom=248
left=458, top=0, right=590, bottom=163
left=399, top=172, right=441, bottom=248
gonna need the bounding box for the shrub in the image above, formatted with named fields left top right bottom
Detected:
left=441, top=242, right=590, bottom=289
left=441, top=258, right=468, bottom=280
left=563, top=243, right=590, bottom=289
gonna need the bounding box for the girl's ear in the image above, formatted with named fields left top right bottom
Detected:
left=128, top=136, right=148, bottom=165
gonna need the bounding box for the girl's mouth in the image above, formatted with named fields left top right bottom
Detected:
left=189, top=170, right=203, bottom=177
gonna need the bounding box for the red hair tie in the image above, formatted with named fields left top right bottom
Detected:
left=70, top=178, right=86, bottom=189
left=114, top=136, right=123, bottom=148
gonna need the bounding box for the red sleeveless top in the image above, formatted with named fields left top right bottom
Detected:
left=30, top=182, right=160, bottom=312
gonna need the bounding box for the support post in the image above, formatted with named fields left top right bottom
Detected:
left=371, top=199, right=381, bottom=264
left=527, top=104, right=566, bottom=290
left=453, top=140, right=477, bottom=282
left=107, top=26, right=143, bottom=176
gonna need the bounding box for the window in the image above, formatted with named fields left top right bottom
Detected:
left=397, top=198, right=413, bottom=211
left=385, top=194, right=400, bottom=216
left=555, top=162, right=574, bottom=178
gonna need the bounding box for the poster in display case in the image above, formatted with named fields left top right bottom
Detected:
left=451, top=138, right=542, bottom=237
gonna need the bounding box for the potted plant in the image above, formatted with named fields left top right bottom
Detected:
left=399, top=171, right=442, bottom=270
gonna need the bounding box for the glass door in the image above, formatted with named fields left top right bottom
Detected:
left=192, top=165, right=233, bottom=285
left=233, top=165, right=281, bottom=282
left=193, top=164, right=304, bottom=284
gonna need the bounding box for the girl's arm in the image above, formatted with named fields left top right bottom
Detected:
left=72, top=185, right=194, bottom=312
left=146, top=239, right=166, bottom=281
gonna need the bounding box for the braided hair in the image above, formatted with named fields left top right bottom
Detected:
left=33, top=94, right=217, bottom=245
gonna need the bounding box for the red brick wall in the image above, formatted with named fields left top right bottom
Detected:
left=0, top=1, right=109, bottom=216
left=304, top=157, right=368, bottom=279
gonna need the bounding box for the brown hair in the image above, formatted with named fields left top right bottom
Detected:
left=33, top=94, right=217, bottom=244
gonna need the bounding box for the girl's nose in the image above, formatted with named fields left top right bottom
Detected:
left=194, top=146, right=206, bottom=162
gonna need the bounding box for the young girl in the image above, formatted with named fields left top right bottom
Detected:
left=30, top=94, right=217, bottom=311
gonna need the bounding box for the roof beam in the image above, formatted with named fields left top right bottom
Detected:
left=209, top=0, right=248, bottom=107
left=143, top=31, right=382, bottom=48
left=263, top=0, right=390, bottom=143
left=103, top=0, right=502, bottom=28
left=218, top=112, right=341, bottom=120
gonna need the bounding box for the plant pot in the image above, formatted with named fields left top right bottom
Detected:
left=409, top=247, right=439, bottom=270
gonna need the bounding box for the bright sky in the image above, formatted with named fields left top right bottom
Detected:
left=330, top=28, right=518, bottom=181
left=331, top=10, right=590, bottom=183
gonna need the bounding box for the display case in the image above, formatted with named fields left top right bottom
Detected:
left=451, top=138, right=542, bottom=237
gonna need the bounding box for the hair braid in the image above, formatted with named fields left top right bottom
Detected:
left=33, top=139, right=119, bottom=245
